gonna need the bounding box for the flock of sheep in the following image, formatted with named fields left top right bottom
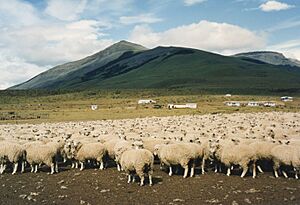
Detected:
left=0, top=111, right=299, bottom=186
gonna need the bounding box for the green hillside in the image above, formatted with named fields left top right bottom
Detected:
left=10, top=41, right=300, bottom=94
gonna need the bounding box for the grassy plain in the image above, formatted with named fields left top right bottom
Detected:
left=0, top=90, right=299, bottom=124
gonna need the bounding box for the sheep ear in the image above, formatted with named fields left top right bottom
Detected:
left=278, top=140, right=282, bottom=144
left=286, top=141, right=290, bottom=145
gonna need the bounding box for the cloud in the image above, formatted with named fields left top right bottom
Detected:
left=268, top=39, right=300, bottom=60
left=184, top=0, right=207, bottom=6
left=120, top=13, right=162, bottom=25
left=0, top=53, right=49, bottom=89
left=45, top=0, right=87, bottom=21
left=259, top=1, right=294, bottom=12
left=0, top=0, right=40, bottom=27
left=129, top=20, right=266, bottom=54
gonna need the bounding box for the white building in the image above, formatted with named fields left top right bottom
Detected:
left=247, top=102, right=259, bottom=107
left=225, top=101, right=241, bottom=107
left=91, top=105, right=98, bottom=110
left=281, top=96, right=293, bottom=102
left=225, top=94, right=232, bottom=97
left=168, top=103, right=197, bottom=109
left=264, top=102, right=276, bottom=107
left=138, top=99, right=156, bottom=104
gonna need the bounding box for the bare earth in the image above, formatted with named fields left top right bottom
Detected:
left=0, top=164, right=299, bottom=205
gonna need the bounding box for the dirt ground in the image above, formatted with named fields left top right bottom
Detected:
left=0, top=163, right=299, bottom=205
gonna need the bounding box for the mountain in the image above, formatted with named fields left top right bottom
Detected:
left=10, top=41, right=147, bottom=89
left=10, top=41, right=300, bottom=94
left=233, top=51, right=300, bottom=68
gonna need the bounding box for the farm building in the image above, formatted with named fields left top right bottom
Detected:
left=90, top=105, right=98, bottom=110
left=225, top=94, right=232, bottom=97
left=224, top=101, right=241, bottom=107
left=168, top=103, right=197, bottom=109
left=138, top=99, right=156, bottom=104
left=281, top=96, right=293, bottom=102
left=263, top=102, right=276, bottom=107
left=247, top=102, right=259, bottom=107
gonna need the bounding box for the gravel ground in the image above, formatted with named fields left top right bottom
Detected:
left=0, top=164, right=299, bottom=205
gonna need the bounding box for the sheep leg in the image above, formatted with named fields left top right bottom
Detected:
left=274, top=169, right=279, bottom=178
left=294, top=168, right=298, bottom=179
left=252, top=164, right=256, bottom=179
left=127, top=174, right=131, bottom=183
left=190, top=163, right=195, bottom=177
left=0, top=164, right=4, bottom=174
left=30, top=165, right=34, bottom=173
left=231, top=166, right=234, bottom=170
left=183, top=166, right=189, bottom=178
left=282, top=170, right=288, bottom=178
left=218, top=165, right=222, bottom=173
left=169, top=166, right=173, bottom=176
left=241, top=167, right=248, bottom=178
left=214, top=164, right=218, bottom=173
left=75, top=162, right=78, bottom=169
left=12, top=163, right=18, bottom=175
left=201, top=158, right=205, bottom=174
left=55, top=163, right=59, bottom=173
left=257, top=165, right=264, bottom=173
left=132, top=175, right=136, bottom=183
left=273, top=162, right=280, bottom=178
left=21, top=161, right=25, bottom=173
left=117, top=163, right=121, bottom=172
left=71, top=162, right=75, bottom=168
left=149, top=173, right=153, bottom=186
left=227, top=167, right=231, bottom=176
left=140, top=175, right=145, bottom=186
left=50, top=163, right=55, bottom=174
left=80, top=162, right=84, bottom=171
left=99, top=161, right=104, bottom=170
left=34, top=165, right=38, bottom=173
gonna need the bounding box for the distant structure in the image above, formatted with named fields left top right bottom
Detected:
left=168, top=103, right=197, bottom=109
left=91, top=105, right=98, bottom=110
left=247, top=102, right=259, bottom=107
left=225, top=101, right=280, bottom=107
left=263, top=102, right=276, bottom=107
left=138, top=99, right=156, bottom=104
left=225, top=94, right=232, bottom=97
left=281, top=96, right=293, bottom=102
left=224, top=101, right=241, bottom=107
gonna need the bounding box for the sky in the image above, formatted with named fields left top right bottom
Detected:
left=0, top=0, right=300, bottom=89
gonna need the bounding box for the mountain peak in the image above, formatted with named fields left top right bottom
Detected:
left=233, top=51, right=300, bottom=67
left=104, top=40, right=148, bottom=53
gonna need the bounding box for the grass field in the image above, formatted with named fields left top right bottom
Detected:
left=0, top=89, right=299, bottom=124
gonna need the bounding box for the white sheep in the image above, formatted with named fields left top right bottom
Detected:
left=26, top=142, right=60, bottom=174
left=271, top=144, right=300, bottom=179
left=0, top=141, right=26, bottom=175
left=154, top=143, right=196, bottom=178
left=71, top=142, right=106, bottom=171
left=120, top=148, right=154, bottom=186
left=114, top=140, right=132, bottom=171
left=214, top=140, right=256, bottom=178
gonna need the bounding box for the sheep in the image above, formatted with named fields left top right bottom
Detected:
left=71, top=142, right=107, bottom=171
left=120, top=148, right=154, bottom=186
left=24, top=139, right=65, bottom=174
left=0, top=141, right=26, bottom=175
left=271, top=144, right=300, bottom=179
left=249, top=140, right=282, bottom=174
left=142, top=138, right=169, bottom=154
left=154, top=143, right=196, bottom=178
left=114, top=140, right=132, bottom=171
left=215, top=141, right=256, bottom=178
